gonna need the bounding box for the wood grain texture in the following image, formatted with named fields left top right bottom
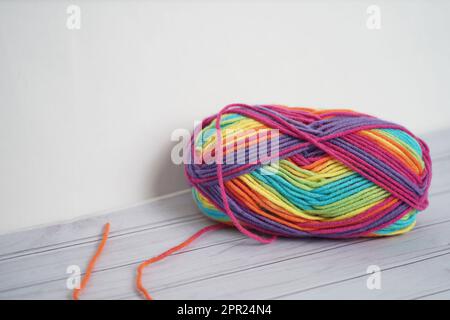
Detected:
left=0, top=129, right=449, bottom=300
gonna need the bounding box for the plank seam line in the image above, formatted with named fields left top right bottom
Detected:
left=413, top=287, right=450, bottom=300
left=270, top=250, right=450, bottom=299
left=0, top=214, right=205, bottom=262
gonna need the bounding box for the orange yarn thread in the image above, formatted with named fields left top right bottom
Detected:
left=73, top=222, right=225, bottom=300
left=73, top=222, right=110, bottom=300
left=136, top=223, right=225, bottom=300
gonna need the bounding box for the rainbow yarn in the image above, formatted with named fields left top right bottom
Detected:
left=73, top=104, right=434, bottom=300
left=185, top=104, right=432, bottom=240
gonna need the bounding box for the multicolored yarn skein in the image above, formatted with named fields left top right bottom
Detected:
left=185, top=104, right=432, bottom=241
left=74, top=103, right=432, bottom=300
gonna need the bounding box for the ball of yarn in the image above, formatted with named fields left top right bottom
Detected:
left=184, top=104, right=431, bottom=241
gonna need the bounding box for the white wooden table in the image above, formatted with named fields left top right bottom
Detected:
left=1, top=129, right=449, bottom=300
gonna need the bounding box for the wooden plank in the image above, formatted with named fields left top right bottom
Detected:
left=0, top=190, right=198, bottom=259
left=137, top=211, right=450, bottom=300
left=1, top=189, right=449, bottom=300
left=276, top=252, right=450, bottom=300
left=422, top=128, right=450, bottom=159
left=0, top=129, right=449, bottom=299
left=0, top=219, right=241, bottom=293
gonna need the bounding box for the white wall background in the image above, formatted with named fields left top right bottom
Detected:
left=1, top=0, right=449, bottom=234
